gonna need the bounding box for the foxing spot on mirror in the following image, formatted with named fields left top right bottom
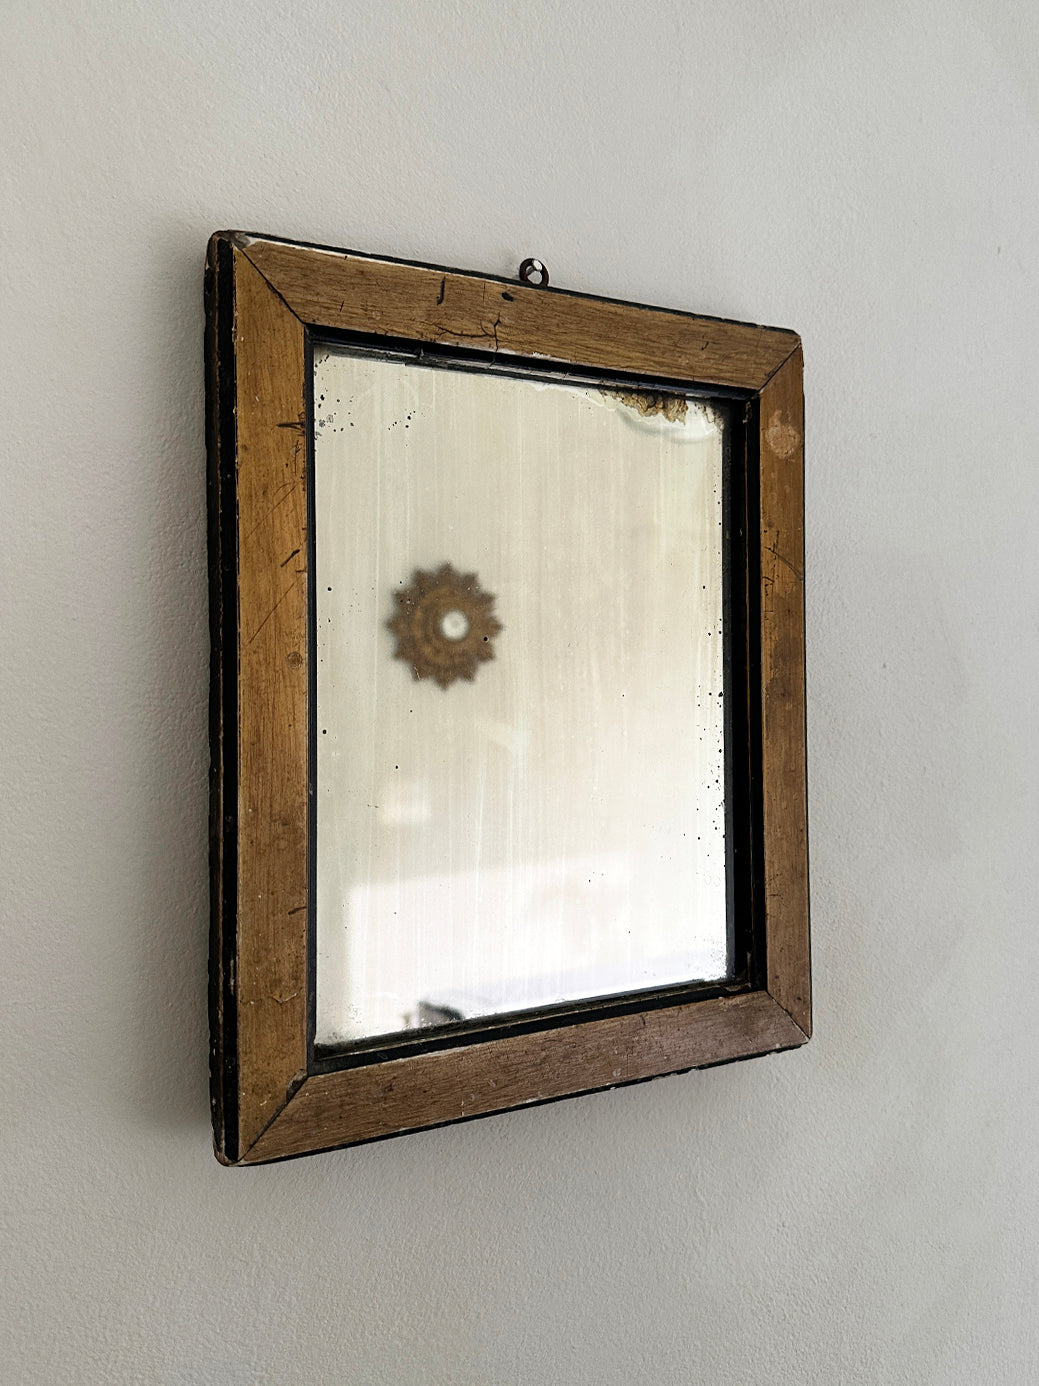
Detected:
left=206, top=231, right=810, bottom=1164
left=313, top=348, right=731, bottom=1048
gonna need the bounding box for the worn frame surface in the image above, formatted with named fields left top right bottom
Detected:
left=206, top=230, right=810, bottom=1165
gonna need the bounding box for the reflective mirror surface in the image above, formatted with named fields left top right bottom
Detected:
left=313, top=346, right=731, bottom=1047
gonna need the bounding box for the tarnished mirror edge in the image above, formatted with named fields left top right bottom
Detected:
left=206, top=231, right=810, bottom=1166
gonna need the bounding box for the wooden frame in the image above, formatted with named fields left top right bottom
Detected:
left=206, top=230, right=810, bottom=1165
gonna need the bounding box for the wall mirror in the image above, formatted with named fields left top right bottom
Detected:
left=206, top=231, right=810, bottom=1164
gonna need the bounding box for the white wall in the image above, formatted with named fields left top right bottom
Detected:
left=3, top=2, right=1037, bottom=1381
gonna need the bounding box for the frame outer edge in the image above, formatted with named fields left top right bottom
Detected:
left=206, top=234, right=239, bottom=1163
left=230, top=246, right=311, bottom=1157
left=758, top=346, right=811, bottom=1036
left=207, top=230, right=812, bottom=1164
left=239, top=237, right=796, bottom=392
left=241, top=992, right=807, bottom=1164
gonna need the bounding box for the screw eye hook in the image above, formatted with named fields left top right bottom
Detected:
left=518, top=257, right=549, bottom=288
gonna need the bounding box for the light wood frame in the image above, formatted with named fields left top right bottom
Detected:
left=206, top=230, right=810, bottom=1165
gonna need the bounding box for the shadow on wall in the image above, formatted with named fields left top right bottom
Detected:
left=125, top=224, right=213, bottom=1136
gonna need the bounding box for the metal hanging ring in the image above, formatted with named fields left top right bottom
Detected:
left=518, top=257, right=550, bottom=288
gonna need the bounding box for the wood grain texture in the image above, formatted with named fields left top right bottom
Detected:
left=239, top=236, right=798, bottom=392
left=232, top=249, right=310, bottom=1153
left=758, top=347, right=811, bottom=1035
left=243, top=990, right=806, bottom=1163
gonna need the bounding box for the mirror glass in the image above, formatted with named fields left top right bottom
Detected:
left=313, top=344, right=731, bottom=1048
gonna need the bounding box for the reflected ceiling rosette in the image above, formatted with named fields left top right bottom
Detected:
left=388, top=563, right=502, bottom=689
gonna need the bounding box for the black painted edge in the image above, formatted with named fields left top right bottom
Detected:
left=205, top=234, right=241, bottom=1164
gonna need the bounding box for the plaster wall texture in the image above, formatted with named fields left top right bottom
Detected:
left=2, top=2, right=1037, bottom=1382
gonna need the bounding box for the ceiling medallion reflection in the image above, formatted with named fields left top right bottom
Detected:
left=388, top=563, right=502, bottom=689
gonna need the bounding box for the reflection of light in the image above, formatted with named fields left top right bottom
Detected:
left=475, top=718, right=530, bottom=756
left=334, top=852, right=728, bottom=1042
left=376, top=778, right=432, bottom=826
left=440, top=609, right=470, bottom=640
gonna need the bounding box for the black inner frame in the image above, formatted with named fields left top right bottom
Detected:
left=302, top=327, right=766, bottom=1077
